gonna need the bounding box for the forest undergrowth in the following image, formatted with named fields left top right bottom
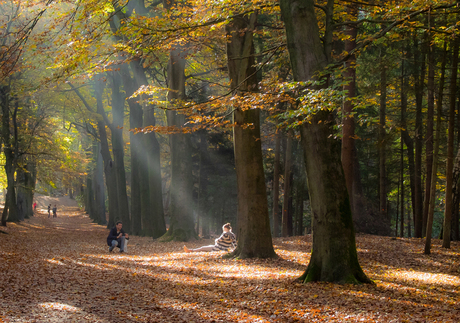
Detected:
left=0, top=203, right=459, bottom=322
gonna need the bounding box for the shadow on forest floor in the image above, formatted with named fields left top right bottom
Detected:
left=0, top=199, right=459, bottom=322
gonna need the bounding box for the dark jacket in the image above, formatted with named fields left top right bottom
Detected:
left=107, top=227, right=127, bottom=246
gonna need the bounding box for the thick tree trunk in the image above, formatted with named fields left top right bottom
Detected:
left=226, top=12, right=276, bottom=259
left=272, top=130, right=281, bottom=237
left=160, top=48, right=196, bottom=241
left=425, top=42, right=447, bottom=254
left=1, top=86, right=18, bottom=225
left=94, top=78, right=118, bottom=229
left=110, top=73, right=131, bottom=231
left=144, top=107, right=167, bottom=238
left=442, top=37, right=459, bottom=248
left=128, top=60, right=166, bottom=238
left=280, top=0, right=370, bottom=283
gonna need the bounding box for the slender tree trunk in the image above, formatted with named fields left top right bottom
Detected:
left=379, top=54, right=389, bottom=232
left=226, top=12, right=276, bottom=258
left=400, top=132, right=405, bottom=238
left=282, top=131, right=293, bottom=237
left=272, top=130, right=281, bottom=237
left=410, top=33, right=426, bottom=238
left=452, top=144, right=460, bottom=241
left=198, top=130, right=210, bottom=238
left=423, top=24, right=435, bottom=237
left=425, top=42, right=447, bottom=254
left=94, top=141, right=106, bottom=225
left=442, top=36, right=459, bottom=248
left=280, top=0, right=370, bottom=283
left=341, top=4, right=357, bottom=213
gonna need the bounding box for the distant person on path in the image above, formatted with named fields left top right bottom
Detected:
left=184, top=223, right=236, bottom=253
left=33, top=202, right=37, bottom=211
left=107, top=221, right=129, bottom=253
left=52, top=205, right=57, bottom=218
left=47, top=204, right=51, bottom=218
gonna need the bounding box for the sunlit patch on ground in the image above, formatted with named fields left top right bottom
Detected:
left=39, top=302, right=81, bottom=312
left=0, top=202, right=459, bottom=322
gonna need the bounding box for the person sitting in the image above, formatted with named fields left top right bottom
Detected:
left=107, top=221, right=129, bottom=253
left=184, top=223, right=236, bottom=253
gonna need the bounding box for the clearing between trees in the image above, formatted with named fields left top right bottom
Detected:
left=0, top=200, right=459, bottom=322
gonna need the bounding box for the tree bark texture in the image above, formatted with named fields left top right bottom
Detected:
left=121, top=65, right=143, bottom=235
left=272, top=130, right=281, bottom=237
left=226, top=12, right=276, bottom=258
left=110, top=73, right=131, bottom=232
left=442, top=36, right=459, bottom=248
left=282, top=131, right=293, bottom=237
left=129, top=60, right=166, bottom=238
left=1, top=86, right=19, bottom=225
left=425, top=42, right=447, bottom=254
left=144, top=106, right=167, bottom=238
left=423, top=27, right=435, bottom=237
left=379, top=57, right=388, bottom=230
left=94, top=78, right=118, bottom=228
left=93, top=141, right=106, bottom=225
left=280, top=0, right=370, bottom=283
left=161, top=48, right=196, bottom=241
left=341, top=4, right=357, bottom=214
left=451, top=144, right=460, bottom=241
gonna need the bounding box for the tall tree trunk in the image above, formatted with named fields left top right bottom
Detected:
left=442, top=36, right=459, bottom=248
left=400, top=54, right=417, bottom=237
left=160, top=47, right=196, bottom=241
left=379, top=54, right=389, bottom=231
left=282, top=131, right=293, bottom=237
left=144, top=106, right=167, bottom=238
left=198, top=130, right=210, bottom=238
left=1, top=86, right=19, bottom=225
left=272, top=130, right=281, bottom=237
left=452, top=145, right=460, bottom=241
left=425, top=42, right=447, bottom=254
left=400, top=137, right=405, bottom=238
left=413, top=36, right=424, bottom=238
left=226, top=12, right=276, bottom=258
left=120, top=65, right=143, bottom=236
left=129, top=60, right=166, bottom=238
left=94, top=78, right=118, bottom=229
left=341, top=4, right=357, bottom=213
left=280, top=0, right=370, bottom=283
left=93, top=141, right=106, bottom=225
left=110, top=72, right=131, bottom=231
left=423, top=24, right=435, bottom=237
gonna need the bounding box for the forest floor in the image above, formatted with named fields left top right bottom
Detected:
left=0, top=198, right=459, bottom=322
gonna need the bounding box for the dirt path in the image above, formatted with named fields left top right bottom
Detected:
left=0, top=199, right=459, bottom=322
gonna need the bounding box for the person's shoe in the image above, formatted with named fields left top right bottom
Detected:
left=109, top=246, right=114, bottom=252
left=120, top=250, right=124, bottom=253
